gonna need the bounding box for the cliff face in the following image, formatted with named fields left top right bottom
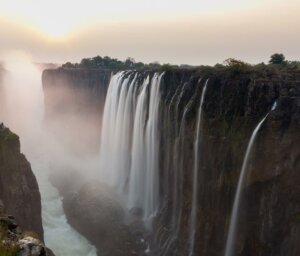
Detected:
left=42, top=68, right=111, bottom=155
left=0, top=125, right=44, bottom=241
left=0, top=201, right=54, bottom=256
left=155, top=69, right=300, bottom=256
left=42, top=67, right=300, bottom=256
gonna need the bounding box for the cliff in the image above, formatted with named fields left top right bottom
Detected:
left=155, top=69, right=300, bottom=256
left=0, top=204, right=51, bottom=256
left=0, top=124, right=44, bottom=240
left=42, top=67, right=300, bottom=256
left=42, top=68, right=111, bottom=154
left=0, top=124, right=54, bottom=255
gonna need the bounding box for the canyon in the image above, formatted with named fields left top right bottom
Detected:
left=41, top=67, right=300, bottom=256
left=0, top=64, right=299, bottom=255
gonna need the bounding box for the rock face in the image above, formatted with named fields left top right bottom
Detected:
left=0, top=124, right=44, bottom=241
left=43, top=67, right=300, bottom=256
left=0, top=124, right=54, bottom=255
left=154, top=69, right=300, bottom=256
left=42, top=68, right=111, bottom=155
left=51, top=170, right=147, bottom=256
left=0, top=206, right=53, bottom=256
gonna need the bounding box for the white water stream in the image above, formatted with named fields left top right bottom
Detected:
left=189, top=79, right=209, bottom=256
left=224, top=102, right=277, bottom=256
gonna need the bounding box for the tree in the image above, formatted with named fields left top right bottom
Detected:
left=269, top=53, right=286, bottom=65
left=125, top=57, right=135, bottom=68
left=224, top=58, right=247, bottom=67
left=223, top=58, right=250, bottom=73
left=62, top=62, right=74, bottom=68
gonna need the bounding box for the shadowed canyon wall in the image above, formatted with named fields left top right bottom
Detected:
left=0, top=125, right=44, bottom=241
left=42, top=67, right=300, bottom=256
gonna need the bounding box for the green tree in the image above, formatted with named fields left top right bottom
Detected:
left=269, top=53, right=286, bottom=65
left=125, top=57, right=135, bottom=68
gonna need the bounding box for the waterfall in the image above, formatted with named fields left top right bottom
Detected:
left=224, top=102, right=277, bottom=256
left=99, top=71, right=163, bottom=225
left=189, top=79, right=209, bottom=256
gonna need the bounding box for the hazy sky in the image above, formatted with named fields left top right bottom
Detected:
left=0, top=0, right=299, bottom=65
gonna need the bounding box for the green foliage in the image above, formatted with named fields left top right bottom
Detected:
left=214, top=63, right=225, bottom=68
left=22, top=231, right=39, bottom=239
left=0, top=128, right=18, bottom=144
left=269, top=53, right=286, bottom=65
left=286, top=61, right=300, bottom=69
left=59, top=54, right=300, bottom=72
left=223, top=58, right=251, bottom=73
left=0, top=243, right=19, bottom=256
left=61, top=55, right=163, bottom=70
left=0, top=223, right=19, bottom=256
left=0, top=221, right=8, bottom=239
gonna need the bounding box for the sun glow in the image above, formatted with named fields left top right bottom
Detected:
left=0, top=0, right=273, bottom=39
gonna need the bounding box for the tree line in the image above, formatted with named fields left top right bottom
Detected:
left=60, top=54, right=300, bottom=70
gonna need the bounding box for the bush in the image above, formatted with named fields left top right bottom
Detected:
left=269, top=53, right=286, bottom=66
left=223, top=58, right=251, bottom=73
left=0, top=242, right=19, bottom=256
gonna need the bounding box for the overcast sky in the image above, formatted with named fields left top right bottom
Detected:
left=0, top=0, right=299, bottom=65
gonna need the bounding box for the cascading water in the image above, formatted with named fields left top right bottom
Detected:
left=99, top=71, right=163, bottom=225
left=224, top=102, right=277, bottom=256
left=100, top=72, right=135, bottom=188
left=161, top=108, right=187, bottom=255
left=189, top=79, right=209, bottom=256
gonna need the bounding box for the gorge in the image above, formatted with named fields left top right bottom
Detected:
left=42, top=66, right=300, bottom=255
left=0, top=60, right=300, bottom=256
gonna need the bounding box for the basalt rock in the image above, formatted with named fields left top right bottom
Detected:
left=0, top=210, right=53, bottom=256
left=43, top=67, right=300, bottom=256
left=0, top=124, right=44, bottom=241
left=154, top=69, right=300, bottom=256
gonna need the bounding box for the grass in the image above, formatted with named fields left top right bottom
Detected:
left=0, top=222, right=19, bottom=256
left=0, top=242, right=19, bottom=256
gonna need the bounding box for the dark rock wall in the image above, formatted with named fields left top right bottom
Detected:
left=154, top=70, right=300, bottom=256
left=42, top=68, right=300, bottom=256
left=0, top=125, right=44, bottom=241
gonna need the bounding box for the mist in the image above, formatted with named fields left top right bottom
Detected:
left=0, top=51, right=99, bottom=255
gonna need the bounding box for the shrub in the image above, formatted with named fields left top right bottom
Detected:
left=223, top=58, right=251, bottom=73
left=269, top=53, right=286, bottom=66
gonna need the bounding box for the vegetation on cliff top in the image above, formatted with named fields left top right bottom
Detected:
left=59, top=54, right=300, bottom=77
left=0, top=220, right=19, bottom=256
left=0, top=124, right=19, bottom=145
left=61, top=55, right=180, bottom=70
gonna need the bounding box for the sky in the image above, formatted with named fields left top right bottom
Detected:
left=0, top=0, right=299, bottom=65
